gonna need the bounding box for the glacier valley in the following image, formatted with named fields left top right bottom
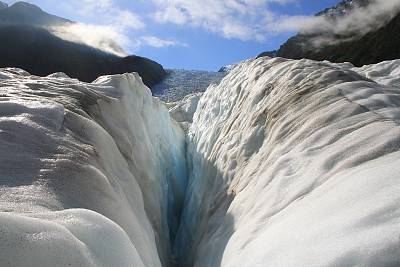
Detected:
left=0, top=57, right=400, bottom=266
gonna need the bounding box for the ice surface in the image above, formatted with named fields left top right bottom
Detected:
left=0, top=68, right=186, bottom=266
left=152, top=69, right=226, bottom=102
left=167, top=92, right=203, bottom=131
left=174, top=57, right=400, bottom=266
left=352, top=59, right=400, bottom=87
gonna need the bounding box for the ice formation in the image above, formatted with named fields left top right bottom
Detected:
left=0, top=68, right=186, bottom=266
left=152, top=69, right=226, bottom=102
left=1, top=56, right=400, bottom=266
left=174, top=57, right=400, bottom=266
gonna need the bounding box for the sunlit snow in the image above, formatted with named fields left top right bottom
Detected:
left=174, top=57, right=400, bottom=266
left=0, top=69, right=186, bottom=266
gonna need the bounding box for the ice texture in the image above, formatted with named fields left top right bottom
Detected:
left=352, top=59, right=400, bottom=87
left=166, top=92, right=203, bottom=132
left=0, top=68, right=187, bottom=266
left=152, top=69, right=226, bottom=102
left=174, top=57, right=400, bottom=266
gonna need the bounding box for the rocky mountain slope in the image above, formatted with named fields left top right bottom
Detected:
left=258, top=0, right=400, bottom=67
left=0, top=1, right=165, bottom=87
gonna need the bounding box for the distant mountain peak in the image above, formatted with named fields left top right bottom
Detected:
left=316, top=0, right=369, bottom=18
left=0, top=1, right=70, bottom=25
left=8, top=1, right=47, bottom=14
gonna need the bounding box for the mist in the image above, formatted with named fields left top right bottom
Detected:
left=48, top=23, right=129, bottom=57
left=298, top=0, right=400, bottom=48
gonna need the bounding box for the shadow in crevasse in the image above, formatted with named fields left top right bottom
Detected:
left=173, top=145, right=237, bottom=266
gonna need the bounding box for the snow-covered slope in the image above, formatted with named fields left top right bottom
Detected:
left=0, top=69, right=186, bottom=266
left=174, top=57, right=400, bottom=266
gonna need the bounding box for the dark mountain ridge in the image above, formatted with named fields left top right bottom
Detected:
left=0, top=1, right=70, bottom=25
left=0, top=1, right=166, bottom=87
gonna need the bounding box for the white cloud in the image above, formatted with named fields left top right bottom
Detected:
left=301, top=0, right=400, bottom=35
left=267, top=15, right=313, bottom=34
left=148, top=0, right=400, bottom=43
left=48, top=0, right=148, bottom=55
left=46, top=0, right=400, bottom=55
left=73, top=0, right=145, bottom=30
left=80, top=0, right=113, bottom=10
left=49, top=23, right=130, bottom=56
left=298, top=0, right=400, bottom=48
left=51, top=0, right=190, bottom=55
left=133, top=36, right=188, bottom=50
left=150, top=0, right=301, bottom=41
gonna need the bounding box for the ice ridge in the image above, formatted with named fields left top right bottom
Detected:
left=0, top=68, right=187, bottom=266
left=173, top=57, right=400, bottom=266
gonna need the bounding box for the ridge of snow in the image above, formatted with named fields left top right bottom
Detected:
left=174, top=57, right=400, bottom=266
left=0, top=68, right=187, bottom=266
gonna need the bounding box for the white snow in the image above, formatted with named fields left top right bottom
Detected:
left=352, top=59, right=400, bottom=87
left=174, top=57, right=400, bottom=266
left=0, top=68, right=186, bottom=266
left=167, top=92, right=203, bottom=131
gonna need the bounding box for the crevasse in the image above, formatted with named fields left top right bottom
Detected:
left=1, top=57, right=400, bottom=267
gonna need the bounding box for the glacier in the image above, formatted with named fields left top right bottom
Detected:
left=174, top=57, right=400, bottom=266
left=0, top=57, right=400, bottom=266
left=0, top=68, right=186, bottom=266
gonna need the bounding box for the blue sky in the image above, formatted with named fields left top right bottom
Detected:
left=3, top=0, right=340, bottom=70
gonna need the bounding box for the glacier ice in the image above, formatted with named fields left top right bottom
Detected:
left=0, top=68, right=186, bottom=266
left=174, top=57, right=400, bottom=266
left=1, top=56, right=400, bottom=267
left=152, top=69, right=226, bottom=102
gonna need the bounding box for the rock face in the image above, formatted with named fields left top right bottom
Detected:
left=0, top=1, right=166, bottom=87
left=315, top=0, right=369, bottom=18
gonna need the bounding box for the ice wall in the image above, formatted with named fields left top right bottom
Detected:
left=0, top=68, right=187, bottom=266
left=174, top=57, right=400, bottom=266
